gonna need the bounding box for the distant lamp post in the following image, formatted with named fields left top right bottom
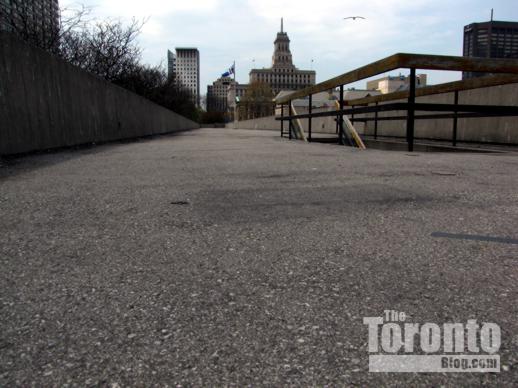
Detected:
left=310, top=59, right=314, bottom=70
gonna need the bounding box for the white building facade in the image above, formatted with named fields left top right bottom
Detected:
left=174, top=47, right=200, bottom=107
left=249, top=19, right=316, bottom=95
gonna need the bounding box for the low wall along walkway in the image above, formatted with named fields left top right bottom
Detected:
left=228, top=83, right=518, bottom=145
left=226, top=107, right=342, bottom=134
left=0, top=33, right=200, bottom=156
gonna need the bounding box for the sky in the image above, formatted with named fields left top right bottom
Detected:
left=61, top=0, right=518, bottom=93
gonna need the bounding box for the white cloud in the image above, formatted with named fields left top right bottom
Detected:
left=62, top=0, right=220, bottom=18
left=58, top=0, right=518, bottom=93
left=140, top=19, right=163, bottom=37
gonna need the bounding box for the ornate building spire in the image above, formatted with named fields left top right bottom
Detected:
left=273, top=18, right=294, bottom=68
left=249, top=19, right=315, bottom=95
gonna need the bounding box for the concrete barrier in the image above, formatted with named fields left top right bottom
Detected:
left=358, top=83, right=518, bottom=145
left=226, top=115, right=280, bottom=131
left=228, top=83, right=518, bottom=145
left=0, top=33, right=200, bottom=156
left=226, top=107, right=363, bottom=135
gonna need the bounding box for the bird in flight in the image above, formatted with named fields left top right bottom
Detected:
left=344, top=16, right=366, bottom=20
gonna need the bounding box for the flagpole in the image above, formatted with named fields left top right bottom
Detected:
left=233, top=61, right=236, bottom=122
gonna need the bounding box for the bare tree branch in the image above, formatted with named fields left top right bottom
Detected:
left=0, top=2, right=199, bottom=121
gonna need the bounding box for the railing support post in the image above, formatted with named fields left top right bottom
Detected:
left=288, top=101, right=293, bottom=140
left=339, top=85, right=344, bottom=145
left=308, top=94, right=312, bottom=142
left=452, top=90, right=459, bottom=146
left=406, top=68, right=416, bottom=152
left=280, top=104, right=284, bottom=137
left=374, top=102, right=379, bottom=139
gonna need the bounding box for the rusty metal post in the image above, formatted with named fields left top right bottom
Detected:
left=406, top=68, right=416, bottom=152
left=374, top=102, right=379, bottom=139
left=308, top=94, right=312, bottom=142
left=288, top=101, right=293, bottom=140
left=452, top=90, right=459, bottom=146
left=280, top=104, right=284, bottom=137
left=339, top=85, right=344, bottom=145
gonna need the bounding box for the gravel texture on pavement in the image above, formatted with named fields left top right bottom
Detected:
left=1, top=128, right=517, bottom=386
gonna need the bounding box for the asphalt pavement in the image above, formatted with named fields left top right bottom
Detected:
left=1, top=128, right=517, bottom=386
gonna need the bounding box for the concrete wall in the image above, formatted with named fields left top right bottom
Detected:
left=228, top=83, right=518, bottom=145
left=226, top=115, right=280, bottom=131
left=360, top=82, right=518, bottom=144
left=226, top=106, right=364, bottom=135
left=0, top=33, right=200, bottom=156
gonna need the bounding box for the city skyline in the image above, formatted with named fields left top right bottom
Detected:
left=61, top=0, right=518, bottom=92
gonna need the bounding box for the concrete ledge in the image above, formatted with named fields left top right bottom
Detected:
left=0, top=32, right=200, bottom=156
left=226, top=116, right=280, bottom=131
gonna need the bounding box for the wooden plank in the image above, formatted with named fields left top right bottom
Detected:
left=334, top=100, right=365, bottom=149
left=275, top=53, right=518, bottom=105
left=344, top=116, right=366, bottom=150
left=275, top=54, right=401, bottom=104
left=397, top=53, right=518, bottom=73
left=290, top=103, right=307, bottom=141
left=345, top=74, right=518, bottom=106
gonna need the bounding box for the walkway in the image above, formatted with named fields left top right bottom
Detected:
left=1, top=128, right=517, bottom=385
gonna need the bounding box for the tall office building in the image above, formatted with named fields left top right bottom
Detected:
left=167, top=49, right=176, bottom=79
left=249, top=18, right=316, bottom=95
left=174, top=47, right=200, bottom=107
left=463, top=19, right=518, bottom=79
left=0, top=0, right=60, bottom=44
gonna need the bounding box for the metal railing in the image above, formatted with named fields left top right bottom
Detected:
left=275, top=53, right=518, bottom=151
